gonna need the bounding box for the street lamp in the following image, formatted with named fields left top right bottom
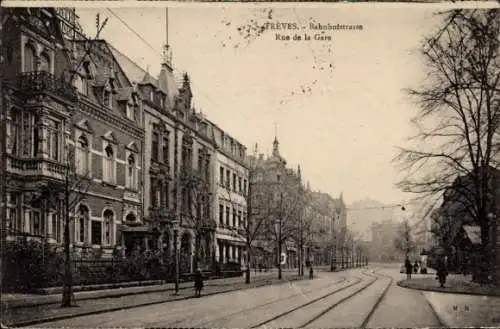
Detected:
left=172, top=219, right=180, bottom=295
left=330, top=212, right=338, bottom=272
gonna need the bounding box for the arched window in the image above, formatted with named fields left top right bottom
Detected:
left=76, top=205, right=89, bottom=243
left=126, top=154, right=137, bottom=190
left=39, top=52, right=50, bottom=72
left=23, top=44, right=36, bottom=72
left=103, top=144, right=115, bottom=183
left=103, top=209, right=113, bottom=245
left=76, top=135, right=89, bottom=175
left=126, top=212, right=136, bottom=222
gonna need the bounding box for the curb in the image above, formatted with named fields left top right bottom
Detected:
left=4, top=278, right=245, bottom=309
left=421, top=293, right=448, bottom=328
left=7, top=276, right=304, bottom=327
left=4, top=274, right=281, bottom=309
left=396, top=280, right=500, bottom=297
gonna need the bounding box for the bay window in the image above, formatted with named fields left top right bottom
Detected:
left=46, top=119, right=61, bottom=161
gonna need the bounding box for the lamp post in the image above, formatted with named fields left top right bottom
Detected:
left=487, top=212, right=497, bottom=284
left=172, top=219, right=180, bottom=295
left=330, top=212, right=337, bottom=272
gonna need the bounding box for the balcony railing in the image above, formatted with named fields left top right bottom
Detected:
left=16, top=71, right=78, bottom=102
left=7, top=155, right=68, bottom=180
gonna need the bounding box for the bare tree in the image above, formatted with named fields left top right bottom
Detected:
left=181, top=154, right=215, bottom=273
left=394, top=9, right=500, bottom=281
left=258, top=172, right=303, bottom=280
left=58, top=142, right=92, bottom=307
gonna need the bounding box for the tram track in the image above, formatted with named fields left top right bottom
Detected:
left=251, top=269, right=394, bottom=328
left=158, top=273, right=357, bottom=328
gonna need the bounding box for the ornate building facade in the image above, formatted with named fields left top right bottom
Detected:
left=2, top=8, right=144, bottom=258
left=210, top=121, right=248, bottom=267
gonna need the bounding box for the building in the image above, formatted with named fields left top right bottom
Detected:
left=110, top=44, right=220, bottom=274
left=371, top=219, right=404, bottom=262
left=2, top=8, right=144, bottom=258
left=210, top=121, right=248, bottom=268
left=249, top=137, right=303, bottom=270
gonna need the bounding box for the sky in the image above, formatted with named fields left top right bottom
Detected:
left=74, top=4, right=446, bottom=206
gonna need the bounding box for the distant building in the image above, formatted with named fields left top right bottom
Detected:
left=371, top=220, right=404, bottom=262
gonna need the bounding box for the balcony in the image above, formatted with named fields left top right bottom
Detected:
left=149, top=207, right=176, bottom=222
left=7, top=155, right=67, bottom=181
left=16, top=71, right=78, bottom=103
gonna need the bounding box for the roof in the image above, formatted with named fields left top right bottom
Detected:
left=108, top=44, right=157, bottom=87
left=108, top=43, right=181, bottom=108
left=463, top=225, right=482, bottom=245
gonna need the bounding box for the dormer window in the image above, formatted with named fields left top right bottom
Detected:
left=126, top=103, right=134, bottom=120
left=150, top=90, right=154, bottom=102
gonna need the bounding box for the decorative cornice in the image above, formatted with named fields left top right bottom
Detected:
left=78, top=97, right=143, bottom=139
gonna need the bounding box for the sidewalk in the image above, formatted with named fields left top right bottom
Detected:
left=2, top=272, right=303, bottom=327
left=2, top=271, right=279, bottom=309
left=397, top=274, right=500, bottom=296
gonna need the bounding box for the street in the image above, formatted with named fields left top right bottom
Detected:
left=31, top=265, right=442, bottom=328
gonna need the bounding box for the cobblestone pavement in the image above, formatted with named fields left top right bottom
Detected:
left=3, top=271, right=306, bottom=327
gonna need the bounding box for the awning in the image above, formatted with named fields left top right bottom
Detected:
left=463, top=225, right=482, bottom=245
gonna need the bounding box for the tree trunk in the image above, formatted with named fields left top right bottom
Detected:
left=61, top=174, right=73, bottom=308
left=245, top=247, right=251, bottom=284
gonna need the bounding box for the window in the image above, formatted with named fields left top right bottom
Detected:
left=23, top=44, right=36, bottom=72
left=32, top=210, right=42, bottom=236
left=150, top=178, right=158, bottom=207
left=219, top=167, right=224, bottom=185
left=91, top=221, right=102, bottom=245
left=7, top=193, right=18, bottom=233
left=22, top=112, right=33, bottom=157
left=225, top=206, right=230, bottom=226
left=219, top=204, right=224, bottom=226
left=238, top=177, right=242, bottom=193
left=162, top=134, right=169, bottom=164
left=243, top=179, right=247, bottom=195
left=76, top=135, right=89, bottom=175
left=238, top=211, right=242, bottom=227
left=226, top=170, right=230, bottom=188
left=277, top=174, right=281, bottom=183
left=198, top=154, right=203, bottom=172
left=73, top=74, right=87, bottom=95
left=103, top=210, right=113, bottom=245
left=233, top=173, right=237, bottom=192
left=151, top=132, right=159, bottom=162
left=164, top=181, right=169, bottom=207
left=46, top=119, right=60, bottom=161
left=205, top=158, right=210, bottom=182
left=150, top=90, right=154, bottom=102
left=103, top=145, right=115, bottom=183
left=39, top=52, right=50, bottom=72
left=76, top=205, right=89, bottom=243
left=51, top=212, right=61, bottom=243
left=127, top=154, right=137, bottom=190
left=232, top=208, right=237, bottom=227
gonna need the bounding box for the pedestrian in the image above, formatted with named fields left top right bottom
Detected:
left=413, top=261, right=419, bottom=274
left=405, top=257, right=413, bottom=280
left=436, top=255, right=448, bottom=288
left=194, top=269, right=204, bottom=297
left=309, top=266, right=314, bottom=279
